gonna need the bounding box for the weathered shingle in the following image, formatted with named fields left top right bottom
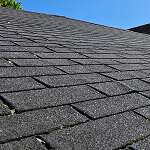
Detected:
left=0, top=77, right=45, bottom=93
left=0, top=137, right=47, bottom=150
left=1, top=85, right=105, bottom=111
left=0, top=66, right=64, bottom=77
left=41, top=112, right=150, bottom=150
left=0, top=105, right=88, bottom=143
left=34, top=73, right=111, bottom=87
left=89, top=81, right=132, bottom=96
left=1, top=6, right=150, bottom=149
left=73, top=93, right=150, bottom=119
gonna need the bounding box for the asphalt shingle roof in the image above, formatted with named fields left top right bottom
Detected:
left=0, top=7, right=150, bottom=150
left=129, top=24, right=150, bottom=35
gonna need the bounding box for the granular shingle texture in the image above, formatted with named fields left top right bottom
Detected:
left=0, top=137, right=47, bottom=150
left=0, top=105, right=88, bottom=143
left=41, top=112, right=150, bottom=150
left=128, top=136, right=150, bottom=150
left=1, top=6, right=150, bottom=150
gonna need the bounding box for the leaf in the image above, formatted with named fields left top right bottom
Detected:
left=5, top=1, right=7, bottom=5
left=0, top=0, right=23, bottom=10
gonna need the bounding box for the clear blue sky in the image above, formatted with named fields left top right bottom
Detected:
left=20, top=0, right=150, bottom=29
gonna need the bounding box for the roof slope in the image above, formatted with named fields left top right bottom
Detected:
left=0, top=7, right=150, bottom=150
left=129, top=23, right=150, bottom=35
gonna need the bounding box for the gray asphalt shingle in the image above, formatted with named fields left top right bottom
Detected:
left=0, top=105, right=88, bottom=143
left=115, top=58, right=150, bottom=64
left=73, top=93, right=150, bottom=119
left=10, top=58, right=76, bottom=66
left=140, top=90, right=150, bottom=98
left=128, top=136, right=150, bottom=150
left=0, top=59, right=14, bottom=66
left=1, top=6, right=150, bottom=149
left=134, top=106, right=150, bottom=119
left=34, top=73, right=111, bottom=87
left=109, top=64, right=150, bottom=71
left=102, top=71, right=135, bottom=80
left=0, top=46, right=52, bottom=52
left=0, top=41, right=15, bottom=46
left=1, top=85, right=105, bottom=111
left=71, top=58, right=119, bottom=65
left=119, top=79, right=150, bottom=91
left=102, top=70, right=148, bottom=80
left=141, top=77, right=150, bottom=83
left=0, top=77, right=45, bottom=93
left=0, top=66, right=64, bottom=77
left=35, top=52, right=88, bottom=59
left=84, top=53, right=123, bottom=59
left=41, top=112, right=150, bottom=150
left=0, top=137, right=47, bottom=150
left=57, top=64, right=115, bottom=74
left=89, top=81, right=132, bottom=96
left=0, top=52, right=37, bottom=59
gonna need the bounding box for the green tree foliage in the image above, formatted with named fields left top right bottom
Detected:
left=0, top=0, right=22, bottom=10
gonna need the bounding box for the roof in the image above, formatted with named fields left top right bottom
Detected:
left=0, top=6, right=150, bottom=150
left=129, top=23, right=150, bottom=35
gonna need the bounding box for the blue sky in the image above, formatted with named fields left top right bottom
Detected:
left=20, top=0, right=150, bottom=29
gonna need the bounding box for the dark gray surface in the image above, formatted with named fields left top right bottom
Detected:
left=84, top=53, right=123, bottom=59
left=134, top=106, right=150, bottom=119
left=35, top=52, right=88, bottom=59
left=71, top=58, right=119, bottom=65
left=50, top=47, right=74, bottom=53
left=13, top=41, right=45, bottom=47
left=35, top=73, right=111, bottom=87
left=115, top=58, right=150, bottom=64
left=1, top=6, right=150, bottom=149
left=0, top=59, right=14, bottom=66
left=0, top=105, right=88, bottom=143
left=89, top=81, right=132, bottom=96
left=0, top=137, right=47, bottom=150
left=102, top=71, right=148, bottom=80
left=129, top=70, right=150, bottom=78
left=57, top=65, right=115, bottom=74
left=41, top=112, right=150, bottom=150
left=10, top=58, right=76, bottom=66
left=0, top=52, right=37, bottom=58
left=0, top=77, right=45, bottom=93
left=141, top=90, right=150, bottom=97
left=119, top=79, right=150, bottom=91
left=73, top=93, right=150, bottom=119
left=0, top=66, right=64, bottom=77
left=0, top=41, right=15, bottom=46
left=1, top=85, right=105, bottom=111
left=0, top=46, right=52, bottom=52
left=142, top=70, right=150, bottom=75
left=0, top=37, right=32, bottom=42
left=141, top=77, right=150, bottom=83
left=109, top=64, right=150, bottom=71
left=128, top=136, right=150, bottom=150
